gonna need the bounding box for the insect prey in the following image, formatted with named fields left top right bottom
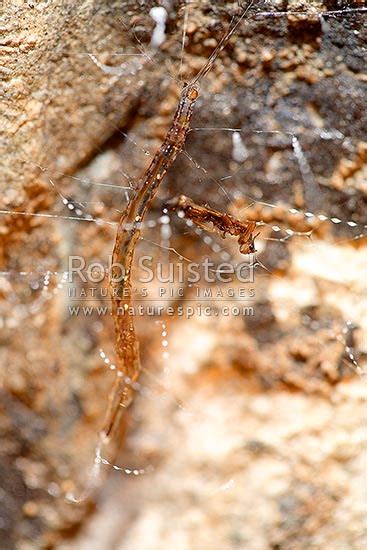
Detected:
left=167, top=195, right=259, bottom=255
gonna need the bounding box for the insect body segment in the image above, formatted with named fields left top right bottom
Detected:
left=103, top=83, right=200, bottom=440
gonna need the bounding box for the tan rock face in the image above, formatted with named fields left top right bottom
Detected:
left=1, top=1, right=367, bottom=548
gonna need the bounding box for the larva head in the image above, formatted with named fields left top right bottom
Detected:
left=182, top=82, right=200, bottom=103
